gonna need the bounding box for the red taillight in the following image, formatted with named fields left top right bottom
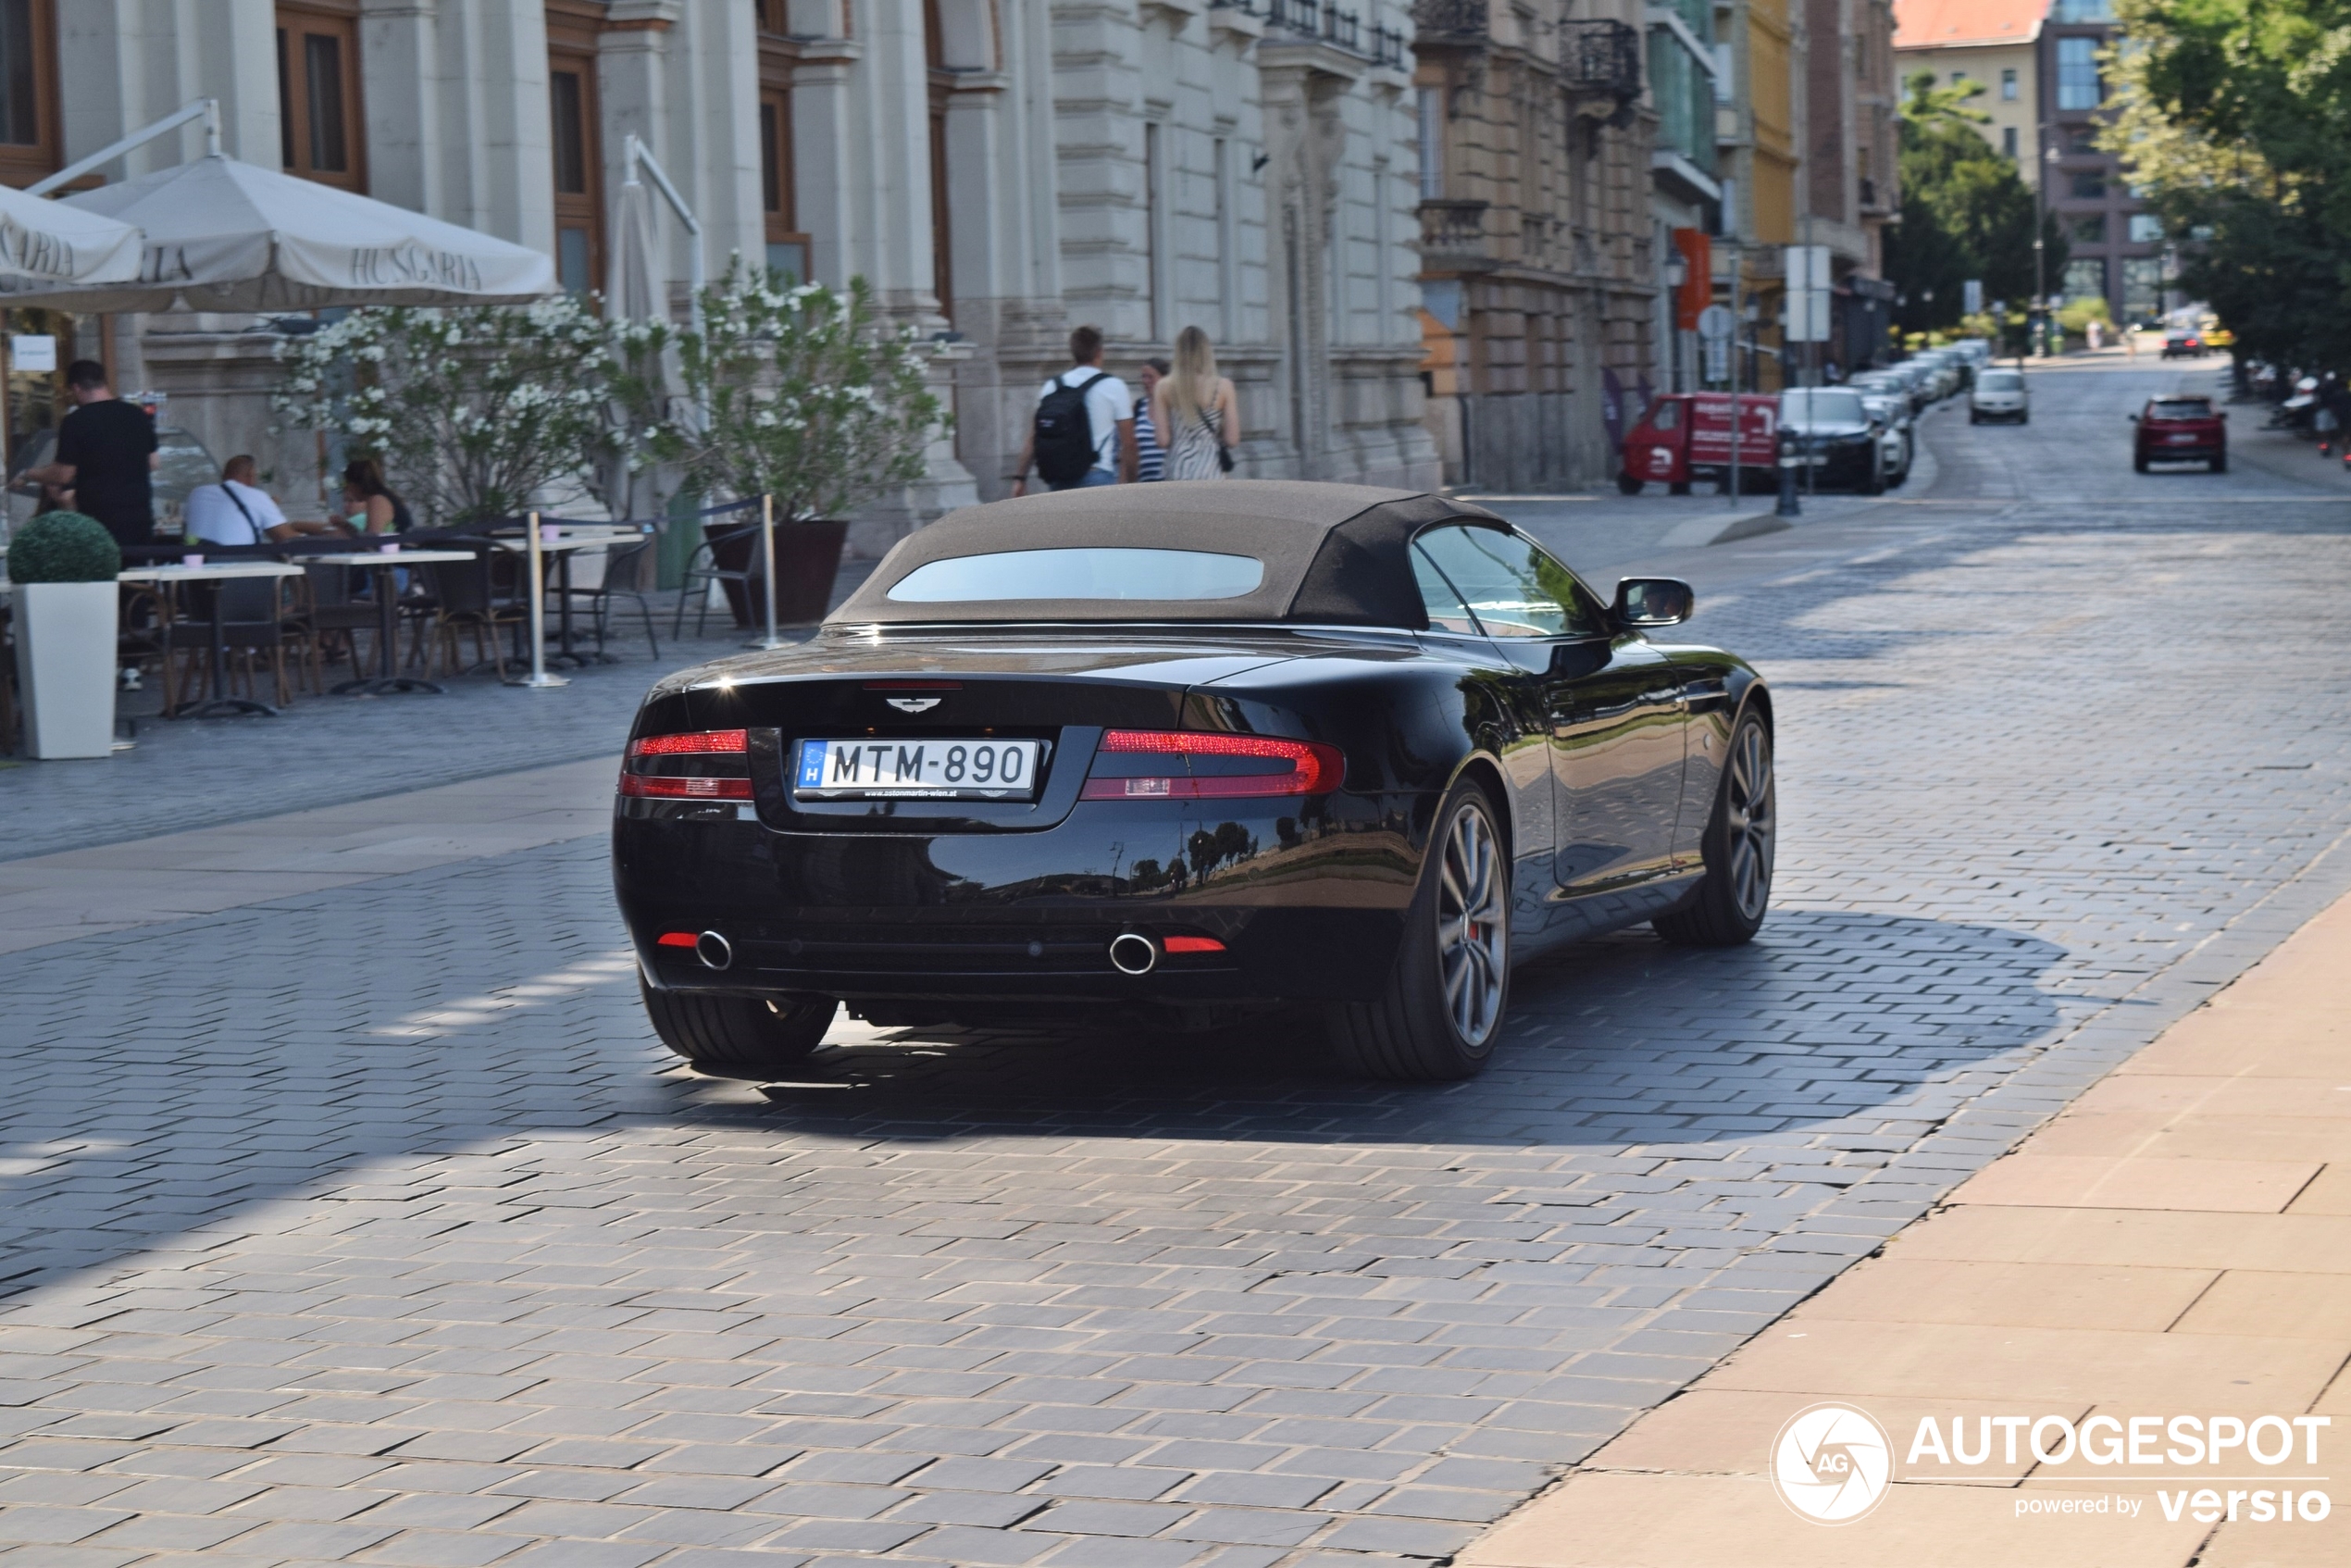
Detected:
left=619, top=775, right=753, bottom=800
left=624, top=730, right=751, bottom=800
left=1080, top=728, right=1343, bottom=800
left=629, top=729, right=747, bottom=758
left=1163, top=935, right=1226, bottom=953
left=656, top=931, right=700, bottom=948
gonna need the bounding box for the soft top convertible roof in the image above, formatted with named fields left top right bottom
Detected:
left=827, top=479, right=1504, bottom=628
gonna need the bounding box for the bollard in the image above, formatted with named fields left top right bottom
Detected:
left=1776, top=429, right=1803, bottom=518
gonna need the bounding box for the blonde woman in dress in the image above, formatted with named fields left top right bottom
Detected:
left=1151, top=326, right=1240, bottom=480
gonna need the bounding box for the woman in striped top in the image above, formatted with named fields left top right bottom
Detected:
left=1133, top=357, right=1170, bottom=481
left=1152, top=328, right=1239, bottom=481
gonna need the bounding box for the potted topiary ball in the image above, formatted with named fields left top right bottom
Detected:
left=8, top=511, right=121, bottom=759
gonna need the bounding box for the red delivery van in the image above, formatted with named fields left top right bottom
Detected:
left=1616, top=393, right=1779, bottom=493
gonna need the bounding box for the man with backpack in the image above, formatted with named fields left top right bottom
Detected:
left=1010, top=325, right=1138, bottom=494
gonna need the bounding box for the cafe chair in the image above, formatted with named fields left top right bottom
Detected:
left=673, top=519, right=761, bottom=637
left=565, top=534, right=661, bottom=660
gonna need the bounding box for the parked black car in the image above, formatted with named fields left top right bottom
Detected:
left=1778, top=389, right=1887, bottom=493
left=614, top=482, right=1774, bottom=1081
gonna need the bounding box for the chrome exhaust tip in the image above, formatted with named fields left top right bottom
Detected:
left=694, top=930, right=734, bottom=971
left=1108, top=932, right=1159, bottom=977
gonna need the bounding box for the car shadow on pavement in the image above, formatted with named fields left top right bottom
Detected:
left=0, top=869, right=2069, bottom=1308
left=742, top=908, right=2071, bottom=1151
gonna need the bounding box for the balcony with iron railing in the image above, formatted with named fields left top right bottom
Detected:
left=1561, top=19, right=1643, bottom=103
left=1211, top=1, right=1411, bottom=68
left=1418, top=199, right=1497, bottom=271
left=1412, top=0, right=1490, bottom=44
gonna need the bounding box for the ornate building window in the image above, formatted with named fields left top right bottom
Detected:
left=0, top=0, right=58, bottom=189
left=757, top=1, right=811, bottom=284
left=546, top=2, right=605, bottom=296
left=276, top=2, right=365, bottom=191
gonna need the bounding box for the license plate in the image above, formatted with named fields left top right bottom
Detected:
left=794, top=738, right=1045, bottom=799
left=2166, top=434, right=2197, bottom=443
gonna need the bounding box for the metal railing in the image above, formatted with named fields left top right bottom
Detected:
left=1560, top=19, right=1642, bottom=99
left=1412, top=0, right=1491, bottom=40
left=1215, top=0, right=1404, bottom=67
left=1418, top=199, right=1494, bottom=267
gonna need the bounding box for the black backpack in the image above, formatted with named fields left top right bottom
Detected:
left=1033, top=371, right=1110, bottom=485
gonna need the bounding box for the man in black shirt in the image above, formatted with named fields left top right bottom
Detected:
left=28, top=360, right=159, bottom=548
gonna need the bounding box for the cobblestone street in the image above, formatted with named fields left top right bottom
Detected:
left=5, top=356, right=2349, bottom=1566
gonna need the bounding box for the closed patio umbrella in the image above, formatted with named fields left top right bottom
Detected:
left=4, top=153, right=554, bottom=313
left=0, top=181, right=143, bottom=300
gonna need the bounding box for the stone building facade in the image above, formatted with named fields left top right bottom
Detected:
left=1412, top=0, right=1658, bottom=491
left=6, top=0, right=1437, bottom=552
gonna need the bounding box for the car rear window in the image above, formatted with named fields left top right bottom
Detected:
left=1781, top=390, right=1869, bottom=424
left=1979, top=371, right=2023, bottom=391
left=2151, top=399, right=2212, bottom=419
left=886, top=547, right=1265, bottom=603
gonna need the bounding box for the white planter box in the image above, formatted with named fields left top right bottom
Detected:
left=13, top=579, right=118, bottom=760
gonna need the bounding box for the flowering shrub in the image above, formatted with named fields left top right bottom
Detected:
left=649, top=264, right=946, bottom=521
left=272, top=296, right=645, bottom=527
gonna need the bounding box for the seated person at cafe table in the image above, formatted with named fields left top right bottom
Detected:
left=342, top=457, right=415, bottom=534
left=184, top=455, right=342, bottom=546
left=22, top=359, right=158, bottom=549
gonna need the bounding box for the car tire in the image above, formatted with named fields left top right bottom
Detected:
left=1327, top=779, right=1510, bottom=1081
left=1668, top=480, right=1692, bottom=496
left=1653, top=709, right=1775, bottom=948
left=640, top=978, right=835, bottom=1078
left=2133, top=453, right=2149, bottom=473
left=1970, top=413, right=1981, bottom=425
left=1616, top=472, right=1644, bottom=495
left=2210, top=453, right=2227, bottom=473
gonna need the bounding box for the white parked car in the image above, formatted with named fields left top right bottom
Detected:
left=1857, top=391, right=1913, bottom=484
left=1970, top=367, right=2030, bottom=424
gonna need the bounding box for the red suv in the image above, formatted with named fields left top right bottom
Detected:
left=2133, top=395, right=2226, bottom=473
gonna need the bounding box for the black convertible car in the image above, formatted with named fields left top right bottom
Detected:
left=615, top=481, right=1773, bottom=1081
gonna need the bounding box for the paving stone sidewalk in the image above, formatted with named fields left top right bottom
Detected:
left=1, top=383, right=2350, bottom=1564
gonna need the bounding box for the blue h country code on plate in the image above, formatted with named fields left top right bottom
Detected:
left=795, top=739, right=1044, bottom=798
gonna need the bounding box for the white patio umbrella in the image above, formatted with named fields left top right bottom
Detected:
left=0, top=182, right=143, bottom=301
left=7, top=153, right=554, bottom=313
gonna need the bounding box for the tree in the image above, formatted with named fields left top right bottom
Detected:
left=648, top=264, right=948, bottom=521
left=2102, top=0, right=2351, bottom=364
left=1885, top=71, right=2066, bottom=332
left=272, top=296, right=634, bottom=528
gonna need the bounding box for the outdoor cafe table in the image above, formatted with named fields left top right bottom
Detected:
left=305, top=549, right=479, bottom=696
left=487, top=531, right=621, bottom=668
left=116, top=561, right=305, bottom=719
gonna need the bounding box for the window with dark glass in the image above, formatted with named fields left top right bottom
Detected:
left=275, top=4, right=363, bottom=190
left=551, top=70, right=586, bottom=194
left=923, top=0, right=954, bottom=321
left=2056, top=37, right=2101, bottom=110
left=0, top=0, right=41, bottom=146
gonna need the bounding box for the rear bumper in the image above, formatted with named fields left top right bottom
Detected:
left=2140, top=440, right=2223, bottom=460
left=613, top=793, right=1427, bottom=1006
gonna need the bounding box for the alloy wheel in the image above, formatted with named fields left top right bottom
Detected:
left=1436, top=799, right=1508, bottom=1046
left=1724, top=721, right=1776, bottom=922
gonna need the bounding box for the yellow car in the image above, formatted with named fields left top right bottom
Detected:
left=2205, top=326, right=2235, bottom=349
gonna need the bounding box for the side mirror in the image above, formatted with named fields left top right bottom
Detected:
left=1615, top=577, right=1694, bottom=628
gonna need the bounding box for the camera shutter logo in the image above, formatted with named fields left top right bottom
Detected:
left=1771, top=1403, right=1895, bottom=1524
